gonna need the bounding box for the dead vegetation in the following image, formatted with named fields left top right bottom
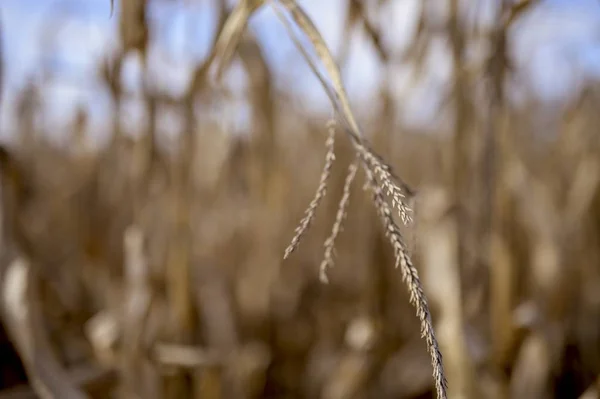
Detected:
left=0, top=0, right=599, bottom=398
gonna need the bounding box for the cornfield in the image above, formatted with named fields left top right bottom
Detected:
left=0, top=0, right=599, bottom=398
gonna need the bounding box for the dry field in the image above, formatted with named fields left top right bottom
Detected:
left=0, top=1, right=598, bottom=398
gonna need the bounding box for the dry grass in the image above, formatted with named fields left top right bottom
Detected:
left=0, top=1, right=598, bottom=399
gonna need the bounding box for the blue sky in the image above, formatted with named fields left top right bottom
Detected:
left=2, top=0, right=600, bottom=144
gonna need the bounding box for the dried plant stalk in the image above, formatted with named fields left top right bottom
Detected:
left=269, top=0, right=415, bottom=207
left=212, top=0, right=265, bottom=81
left=417, top=187, right=476, bottom=398
left=1, top=257, right=89, bottom=399
left=266, top=1, right=446, bottom=396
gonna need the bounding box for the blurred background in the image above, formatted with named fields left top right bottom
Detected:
left=0, top=0, right=599, bottom=397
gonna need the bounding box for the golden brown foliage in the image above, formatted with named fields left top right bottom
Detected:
left=0, top=1, right=598, bottom=399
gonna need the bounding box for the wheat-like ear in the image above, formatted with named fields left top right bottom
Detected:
left=210, top=1, right=444, bottom=396
left=360, top=149, right=414, bottom=225
left=270, top=2, right=445, bottom=397
left=284, top=120, right=337, bottom=259
left=365, top=169, right=447, bottom=399
left=319, top=158, right=358, bottom=283
left=268, top=0, right=415, bottom=223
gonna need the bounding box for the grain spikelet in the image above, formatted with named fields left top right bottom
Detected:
left=283, top=120, right=337, bottom=259
left=365, top=169, right=447, bottom=399
left=319, top=158, right=358, bottom=283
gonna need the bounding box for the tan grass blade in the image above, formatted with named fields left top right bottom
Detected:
left=212, top=0, right=264, bottom=81
left=277, top=0, right=361, bottom=136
